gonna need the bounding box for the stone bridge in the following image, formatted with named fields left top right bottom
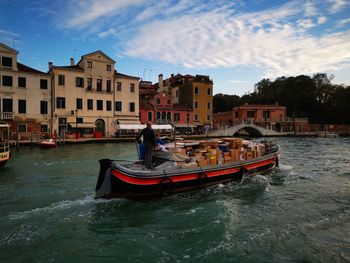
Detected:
left=209, top=123, right=281, bottom=137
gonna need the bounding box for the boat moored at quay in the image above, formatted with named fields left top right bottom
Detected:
left=0, top=122, right=11, bottom=167
left=95, top=138, right=280, bottom=199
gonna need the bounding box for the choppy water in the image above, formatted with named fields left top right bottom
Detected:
left=0, top=138, right=349, bottom=262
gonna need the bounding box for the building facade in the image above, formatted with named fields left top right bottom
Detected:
left=49, top=51, right=140, bottom=137
left=0, top=43, right=51, bottom=137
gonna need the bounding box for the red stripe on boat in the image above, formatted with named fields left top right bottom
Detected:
left=111, top=166, right=241, bottom=186
left=244, top=158, right=274, bottom=170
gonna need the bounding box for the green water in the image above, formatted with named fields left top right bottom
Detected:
left=0, top=138, right=349, bottom=262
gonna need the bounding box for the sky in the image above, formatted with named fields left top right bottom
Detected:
left=1, top=0, right=350, bottom=96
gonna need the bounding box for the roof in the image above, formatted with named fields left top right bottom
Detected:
left=115, top=71, right=140, bottom=80
left=51, top=65, right=84, bottom=71
left=0, top=42, right=18, bottom=54
left=139, top=100, right=154, bottom=109
left=80, top=50, right=116, bottom=63
left=234, top=104, right=286, bottom=110
left=17, top=62, right=49, bottom=75
left=173, top=104, right=192, bottom=110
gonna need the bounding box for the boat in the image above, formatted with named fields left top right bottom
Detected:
left=0, top=122, right=11, bottom=167
left=40, top=139, right=57, bottom=148
left=315, top=131, right=339, bottom=138
left=95, top=138, right=280, bottom=199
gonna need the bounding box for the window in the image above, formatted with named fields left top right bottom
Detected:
left=130, top=83, right=135, bottom=93
left=156, top=98, right=161, bottom=105
left=195, top=114, right=199, bottom=121
left=186, top=114, right=190, bottom=122
left=2, top=57, right=12, bottom=67
left=156, top=111, right=160, bottom=120
left=76, top=77, right=84, bottom=87
left=194, top=87, right=199, bottom=95
left=56, top=97, right=66, bottom=108
left=106, top=101, right=112, bottom=111
left=58, top=118, right=67, bottom=132
left=96, top=78, right=102, bottom=91
left=207, top=88, right=211, bottom=95
left=194, top=101, right=199, bottom=109
left=207, top=102, right=211, bottom=110
left=87, top=61, right=92, bottom=68
left=97, top=100, right=103, bottom=110
left=235, top=111, right=238, bottom=118
left=263, top=111, right=270, bottom=120
left=40, top=101, right=48, bottom=114
left=76, top=98, right=82, bottom=110
left=18, top=124, right=27, bottom=132
left=77, top=118, right=83, bottom=123
left=87, top=78, right=92, bottom=90
left=106, top=64, right=111, bottom=71
left=106, top=79, right=111, bottom=92
left=58, top=75, right=65, bottom=86
left=247, top=111, right=255, bottom=118
left=129, top=102, right=135, bottom=112
left=148, top=112, right=152, bottom=121
left=116, top=82, right=122, bottom=91
left=41, top=125, right=48, bottom=132
left=87, top=99, right=93, bottom=110
left=174, top=113, right=180, bottom=121
left=18, top=77, right=26, bottom=88
left=3, top=98, right=13, bottom=112
left=167, top=99, right=170, bottom=105
left=2, top=76, right=13, bottom=86
left=207, top=115, right=211, bottom=121
left=167, top=112, right=171, bottom=120
left=115, top=101, right=122, bottom=111
left=18, top=99, right=26, bottom=113
left=162, top=112, right=166, bottom=119
left=40, top=79, right=48, bottom=89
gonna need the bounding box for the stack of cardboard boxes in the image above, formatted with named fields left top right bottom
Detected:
left=172, top=138, right=265, bottom=168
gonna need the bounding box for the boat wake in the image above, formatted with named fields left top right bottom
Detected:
left=8, top=195, right=117, bottom=220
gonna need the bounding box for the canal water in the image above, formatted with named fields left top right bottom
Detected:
left=0, top=138, right=349, bottom=262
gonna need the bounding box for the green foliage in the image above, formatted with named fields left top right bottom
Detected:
left=213, top=73, right=350, bottom=124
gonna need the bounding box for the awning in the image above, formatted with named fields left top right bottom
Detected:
left=118, top=124, right=144, bottom=130
left=117, top=124, right=173, bottom=130
left=173, top=123, right=196, bottom=128
left=69, top=123, right=96, bottom=128
left=117, top=119, right=141, bottom=125
left=152, top=124, right=173, bottom=130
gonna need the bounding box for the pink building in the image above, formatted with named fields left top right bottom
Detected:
left=139, top=90, right=194, bottom=132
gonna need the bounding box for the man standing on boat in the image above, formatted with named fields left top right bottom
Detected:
left=136, top=122, right=156, bottom=169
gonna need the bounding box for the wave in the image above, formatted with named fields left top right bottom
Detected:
left=8, top=195, right=117, bottom=220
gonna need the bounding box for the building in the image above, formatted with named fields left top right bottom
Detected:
left=114, top=72, right=140, bottom=128
left=49, top=51, right=116, bottom=137
left=153, top=73, right=214, bottom=132
left=0, top=43, right=51, bottom=136
left=50, top=51, right=140, bottom=137
left=139, top=89, right=193, bottom=133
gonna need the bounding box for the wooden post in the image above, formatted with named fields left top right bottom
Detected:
left=16, top=132, right=19, bottom=152
left=30, top=131, right=33, bottom=150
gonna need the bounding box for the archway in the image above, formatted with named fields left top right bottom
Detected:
left=95, top=119, right=105, bottom=136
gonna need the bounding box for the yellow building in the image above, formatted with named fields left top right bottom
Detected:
left=50, top=50, right=140, bottom=137
left=173, top=74, right=213, bottom=129
left=0, top=43, right=51, bottom=135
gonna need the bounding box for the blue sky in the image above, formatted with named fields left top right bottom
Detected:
left=1, top=0, right=350, bottom=96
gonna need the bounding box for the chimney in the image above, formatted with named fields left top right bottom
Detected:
left=158, top=74, right=163, bottom=91
left=70, top=58, right=75, bottom=66
left=48, top=62, right=53, bottom=71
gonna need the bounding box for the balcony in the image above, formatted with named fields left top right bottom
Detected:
left=0, top=112, right=14, bottom=120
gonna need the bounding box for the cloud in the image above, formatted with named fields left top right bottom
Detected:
left=59, top=0, right=147, bottom=29
left=328, top=0, right=349, bottom=13
left=336, top=17, right=350, bottom=28
left=123, top=1, right=350, bottom=79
